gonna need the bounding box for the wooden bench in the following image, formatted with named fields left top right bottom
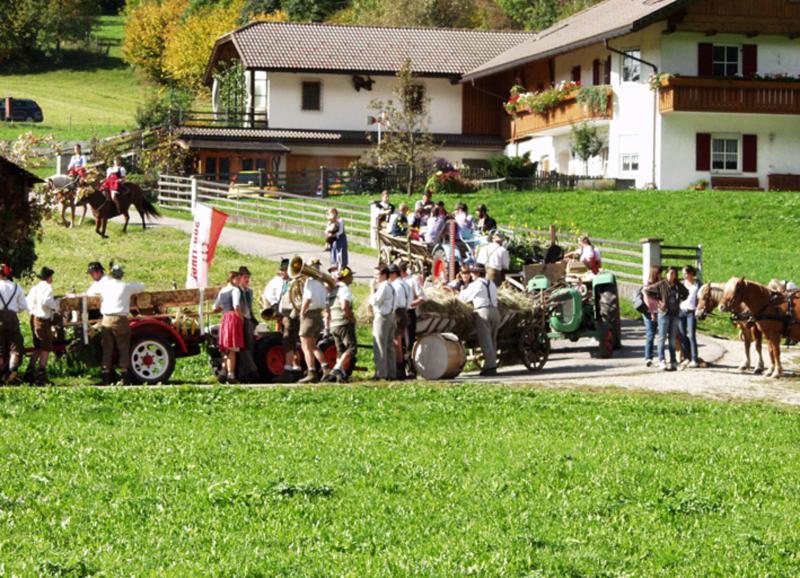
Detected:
left=768, top=174, right=800, bottom=192
left=710, top=176, right=763, bottom=191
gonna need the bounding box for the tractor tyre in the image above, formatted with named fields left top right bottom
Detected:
left=599, top=289, right=622, bottom=350
left=129, top=333, right=176, bottom=385
left=596, top=322, right=614, bottom=359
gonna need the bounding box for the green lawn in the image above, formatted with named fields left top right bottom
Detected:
left=0, top=16, right=145, bottom=142
left=1, top=384, right=799, bottom=575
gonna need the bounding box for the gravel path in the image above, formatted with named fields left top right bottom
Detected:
left=153, top=216, right=800, bottom=406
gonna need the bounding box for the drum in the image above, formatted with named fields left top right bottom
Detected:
left=411, top=333, right=466, bottom=380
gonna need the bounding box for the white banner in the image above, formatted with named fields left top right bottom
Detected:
left=186, top=203, right=228, bottom=289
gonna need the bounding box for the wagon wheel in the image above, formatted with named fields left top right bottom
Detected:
left=519, top=324, right=549, bottom=371
left=380, top=245, right=394, bottom=266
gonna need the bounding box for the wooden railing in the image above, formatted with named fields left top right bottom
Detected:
left=510, top=90, right=613, bottom=139
left=658, top=77, right=800, bottom=115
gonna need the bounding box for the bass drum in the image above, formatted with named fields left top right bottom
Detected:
left=411, top=333, right=466, bottom=380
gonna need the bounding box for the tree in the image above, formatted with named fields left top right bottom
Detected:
left=570, top=123, right=604, bottom=175
left=163, top=0, right=242, bottom=91
left=40, top=0, right=100, bottom=53
left=496, top=0, right=596, bottom=31
left=343, top=0, right=511, bottom=28
left=368, top=59, right=438, bottom=196
left=122, top=0, right=189, bottom=83
left=282, top=0, right=341, bottom=21
left=239, top=0, right=281, bottom=22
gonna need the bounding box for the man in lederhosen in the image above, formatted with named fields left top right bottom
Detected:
left=0, top=263, right=28, bottom=384
left=326, top=266, right=356, bottom=383
left=88, top=264, right=144, bottom=385
left=460, top=264, right=500, bottom=377
left=25, top=266, right=60, bottom=384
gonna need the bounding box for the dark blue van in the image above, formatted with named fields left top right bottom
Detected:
left=1, top=98, right=44, bottom=122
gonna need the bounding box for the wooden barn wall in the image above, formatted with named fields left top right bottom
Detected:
left=461, top=72, right=513, bottom=136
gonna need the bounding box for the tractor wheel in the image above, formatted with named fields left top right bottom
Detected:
left=599, top=289, right=622, bottom=350
left=255, top=333, right=286, bottom=382
left=520, top=325, right=549, bottom=371
left=596, top=322, right=614, bottom=359
left=317, top=336, right=354, bottom=376
left=129, top=333, right=176, bottom=384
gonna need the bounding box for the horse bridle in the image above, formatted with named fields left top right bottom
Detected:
left=719, top=281, right=745, bottom=313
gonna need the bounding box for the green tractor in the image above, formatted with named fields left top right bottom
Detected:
left=530, top=271, right=622, bottom=358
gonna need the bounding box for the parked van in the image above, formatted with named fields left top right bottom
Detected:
left=1, top=97, right=44, bottom=122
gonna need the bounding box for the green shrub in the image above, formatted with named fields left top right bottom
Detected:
left=135, top=87, right=194, bottom=129
left=488, top=153, right=538, bottom=179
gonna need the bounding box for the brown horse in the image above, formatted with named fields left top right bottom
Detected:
left=720, top=277, right=800, bottom=378
left=76, top=173, right=160, bottom=237
left=695, top=282, right=764, bottom=374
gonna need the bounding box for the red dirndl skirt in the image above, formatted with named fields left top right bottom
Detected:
left=219, top=311, right=244, bottom=352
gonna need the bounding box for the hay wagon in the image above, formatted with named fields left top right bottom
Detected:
left=377, top=230, right=473, bottom=278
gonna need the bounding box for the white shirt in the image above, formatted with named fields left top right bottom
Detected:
left=214, top=284, right=242, bottom=310
left=302, top=278, right=327, bottom=311
left=27, top=281, right=59, bottom=320
left=370, top=281, right=395, bottom=317
left=262, top=275, right=287, bottom=307
left=330, top=282, right=353, bottom=328
left=681, top=280, right=700, bottom=311
left=460, top=278, right=498, bottom=309
left=391, top=278, right=411, bottom=310
left=0, top=280, right=28, bottom=313
left=477, top=243, right=510, bottom=270
left=408, top=275, right=426, bottom=309
left=106, top=165, right=127, bottom=178
left=68, top=154, right=87, bottom=169
left=89, top=278, right=144, bottom=316
left=87, top=276, right=111, bottom=295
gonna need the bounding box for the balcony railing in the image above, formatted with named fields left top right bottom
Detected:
left=658, top=77, right=800, bottom=115
left=510, top=90, right=613, bottom=139
left=172, top=109, right=269, bottom=128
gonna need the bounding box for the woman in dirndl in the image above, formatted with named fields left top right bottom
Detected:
left=326, top=208, right=349, bottom=269
left=214, top=270, right=244, bottom=383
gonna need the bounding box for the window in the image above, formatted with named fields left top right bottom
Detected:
left=712, top=136, right=739, bottom=172
left=218, top=157, right=230, bottom=181
left=253, top=70, right=268, bottom=121
left=404, top=84, right=425, bottom=113
left=621, top=153, right=639, bottom=173
left=205, top=157, right=217, bottom=180
left=713, top=45, right=739, bottom=77
left=301, top=81, right=321, bottom=111
left=242, top=159, right=254, bottom=171
left=622, top=49, right=641, bottom=82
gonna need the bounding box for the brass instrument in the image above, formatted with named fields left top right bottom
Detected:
left=287, top=256, right=336, bottom=311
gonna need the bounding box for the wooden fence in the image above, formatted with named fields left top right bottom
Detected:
left=157, top=174, right=372, bottom=244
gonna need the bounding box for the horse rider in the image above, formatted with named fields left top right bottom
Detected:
left=326, top=266, right=356, bottom=383
left=370, top=265, right=396, bottom=380
left=460, top=263, right=500, bottom=377
left=477, top=231, right=510, bottom=287
left=25, top=266, right=59, bottom=384
left=0, top=264, right=28, bottom=384
left=298, top=260, right=330, bottom=384
left=101, top=156, right=127, bottom=215
left=88, top=264, right=144, bottom=385
left=67, top=144, right=88, bottom=184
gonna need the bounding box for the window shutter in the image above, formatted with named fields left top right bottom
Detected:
left=698, top=43, right=713, bottom=76
left=592, top=59, right=601, bottom=85
left=696, top=133, right=711, bottom=171
left=743, top=134, right=758, bottom=172
left=742, top=44, right=758, bottom=77
left=572, top=65, right=581, bottom=83
left=604, top=55, right=612, bottom=84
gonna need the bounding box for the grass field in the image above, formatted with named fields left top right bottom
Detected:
left=1, top=384, right=800, bottom=575
left=0, top=16, right=144, bottom=142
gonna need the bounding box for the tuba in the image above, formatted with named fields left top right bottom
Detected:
left=287, top=256, right=336, bottom=311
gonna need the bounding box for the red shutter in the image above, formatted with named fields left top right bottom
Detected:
left=696, top=133, right=711, bottom=171
left=743, top=134, right=758, bottom=172
left=742, top=44, right=758, bottom=77
left=572, top=65, right=581, bottom=83
left=698, top=43, right=713, bottom=76
left=592, top=59, right=601, bottom=85
left=604, top=55, right=612, bottom=84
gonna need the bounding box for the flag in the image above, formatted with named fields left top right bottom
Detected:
left=186, top=203, right=227, bottom=289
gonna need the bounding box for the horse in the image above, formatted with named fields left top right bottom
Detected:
left=720, top=277, right=800, bottom=378
left=75, top=173, right=160, bottom=238
left=45, top=174, right=81, bottom=228
left=695, top=282, right=764, bottom=374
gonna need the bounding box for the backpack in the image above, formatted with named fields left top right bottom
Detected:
left=632, top=286, right=648, bottom=314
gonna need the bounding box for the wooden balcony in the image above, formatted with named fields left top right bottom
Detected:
left=659, top=77, right=800, bottom=115
left=510, top=90, right=612, bottom=140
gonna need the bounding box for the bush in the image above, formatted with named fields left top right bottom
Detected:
left=488, top=153, right=538, bottom=179
left=135, top=87, right=194, bottom=129
left=424, top=170, right=478, bottom=195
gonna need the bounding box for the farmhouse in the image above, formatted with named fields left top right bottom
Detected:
left=463, top=0, right=800, bottom=190
left=176, top=22, right=533, bottom=181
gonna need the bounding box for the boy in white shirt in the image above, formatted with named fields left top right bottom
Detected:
left=25, top=266, right=59, bottom=383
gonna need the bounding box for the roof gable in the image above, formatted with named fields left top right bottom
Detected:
left=204, top=21, right=534, bottom=84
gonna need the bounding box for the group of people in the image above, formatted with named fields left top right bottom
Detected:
left=65, top=143, right=128, bottom=213
left=0, top=261, right=145, bottom=385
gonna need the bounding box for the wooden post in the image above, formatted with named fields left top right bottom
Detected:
left=320, top=166, right=329, bottom=198
left=549, top=224, right=556, bottom=245
left=641, top=238, right=663, bottom=284
left=696, top=244, right=704, bottom=284
left=190, top=176, right=198, bottom=213
left=448, top=221, right=457, bottom=282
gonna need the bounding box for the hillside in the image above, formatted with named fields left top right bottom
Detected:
left=0, top=16, right=144, bottom=142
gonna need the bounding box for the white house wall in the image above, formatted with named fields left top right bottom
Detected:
left=659, top=113, right=800, bottom=190
left=266, top=72, right=463, bottom=134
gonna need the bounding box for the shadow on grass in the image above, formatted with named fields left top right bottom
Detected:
left=1, top=49, right=127, bottom=75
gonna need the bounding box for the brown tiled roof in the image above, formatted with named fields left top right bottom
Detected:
left=177, top=126, right=504, bottom=149
left=210, top=21, right=534, bottom=79
left=464, top=0, right=685, bottom=80
left=0, top=155, right=43, bottom=184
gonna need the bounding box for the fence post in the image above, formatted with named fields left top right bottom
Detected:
left=320, top=166, right=329, bottom=198
left=696, top=244, right=704, bottom=284
left=641, top=238, right=662, bottom=284
left=190, top=175, right=198, bottom=214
